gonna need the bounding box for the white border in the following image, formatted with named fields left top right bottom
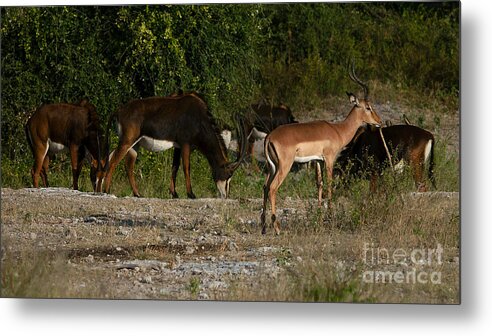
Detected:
left=2, top=1, right=490, bottom=335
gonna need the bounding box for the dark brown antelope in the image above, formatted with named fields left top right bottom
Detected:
left=336, top=123, right=436, bottom=192
left=247, top=102, right=297, bottom=136
left=103, top=92, right=247, bottom=199
left=244, top=102, right=298, bottom=164
left=260, top=64, right=383, bottom=235
left=25, top=99, right=105, bottom=191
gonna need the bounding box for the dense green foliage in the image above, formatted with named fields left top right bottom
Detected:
left=1, top=3, right=459, bottom=191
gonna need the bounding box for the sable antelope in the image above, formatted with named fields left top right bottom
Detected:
left=247, top=102, right=297, bottom=136
left=260, top=64, right=382, bottom=235
left=169, top=89, right=235, bottom=162
left=336, top=123, right=436, bottom=192
left=103, top=92, right=247, bottom=199
left=245, top=102, right=297, bottom=163
left=25, top=99, right=105, bottom=191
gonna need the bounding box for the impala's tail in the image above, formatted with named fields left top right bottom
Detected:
left=264, top=138, right=279, bottom=177
left=261, top=137, right=281, bottom=235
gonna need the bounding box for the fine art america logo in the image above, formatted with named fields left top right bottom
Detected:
left=361, top=243, right=443, bottom=284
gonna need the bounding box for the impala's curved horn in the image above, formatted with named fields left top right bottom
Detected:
left=348, top=59, right=369, bottom=101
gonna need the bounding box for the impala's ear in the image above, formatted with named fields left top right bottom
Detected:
left=346, top=91, right=359, bottom=106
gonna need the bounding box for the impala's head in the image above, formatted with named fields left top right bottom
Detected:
left=347, top=92, right=382, bottom=127
left=347, top=60, right=383, bottom=127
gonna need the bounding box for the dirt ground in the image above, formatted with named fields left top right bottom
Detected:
left=1, top=187, right=459, bottom=303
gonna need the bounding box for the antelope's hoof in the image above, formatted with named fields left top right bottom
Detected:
left=134, top=193, right=142, bottom=198
left=170, top=192, right=179, bottom=199
left=187, top=192, right=196, bottom=199
left=261, top=227, right=267, bottom=235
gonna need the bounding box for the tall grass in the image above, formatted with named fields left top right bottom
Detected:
left=3, top=132, right=458, bottom=200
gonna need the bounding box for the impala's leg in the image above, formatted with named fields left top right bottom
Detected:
left=261, top=171, right=274, bottom=235
left=104, top=142, right=133, bottom=194
left=169, top=147, right=181, bottom=198
left=315, top=161, right=323, bottom=207
left=125, top=147, right=141, bottom=197
left=69, top=144, right=82, bottom=190
left=181, top=143, right=196, bottom=199
left=324, top=161, right=334, bottom=208
left=41, top=155, right=50, bottom=187
left=268, top=166, right=291, bottom=235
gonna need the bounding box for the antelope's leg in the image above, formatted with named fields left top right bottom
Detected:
left=315, top=161, right=323, bottom=207
left=181, top=143, right=196, bottom=199
left=169, top=147, right=181, bottom=198
left=324, top=162, right=334, bottom=208
left=268, top=166, right=291, bottom=235
left=32, top=142, right=48, bottom=188
left=41, top=155, right=50, bottom=187
left=69, top=144, right=81, bottom=190
left=124, top=147, right=141, bottom=197
left=104, top=142, right=132, bottom=194
left=411, top=152, right=427, bottom=192
left=261, top=172, right=273, bottom=235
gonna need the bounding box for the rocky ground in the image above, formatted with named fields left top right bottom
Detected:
left=1, top=188, right=297, bottom=300
left=1, top=187, right=460, bottom=302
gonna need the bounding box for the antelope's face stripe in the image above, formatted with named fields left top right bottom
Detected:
left=216, top=178, right=231, bottom=199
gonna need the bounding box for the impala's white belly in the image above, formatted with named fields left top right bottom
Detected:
left=138, top=136, right=178, bottom=152
left=294, top=155, right=324, bottom=163
left=47, top=139, right=66, bottom=153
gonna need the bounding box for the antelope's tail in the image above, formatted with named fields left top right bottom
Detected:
left=427, top=138, right=436, bottom=190
left=264, top=138, right=279, bottom=177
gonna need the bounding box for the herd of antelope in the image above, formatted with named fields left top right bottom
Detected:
left=25, top=65, right=436, bottom=235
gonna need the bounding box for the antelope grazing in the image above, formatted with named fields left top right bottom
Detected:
left=25, top=99, right=105, bottom=191
left=103, top=92, right=247, bottom=199
left=336, top=123, right=436, bottom=192
left=260, top=65, right=382, bottom=235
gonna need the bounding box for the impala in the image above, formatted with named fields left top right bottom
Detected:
left=260, top=64, right=382, bottom=234
left=103, top=92, right=247, bottom=199
left=25, top=99, right=105, bottom=191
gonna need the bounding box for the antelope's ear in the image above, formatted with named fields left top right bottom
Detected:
left=346, top=92, right=359, bottom=106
